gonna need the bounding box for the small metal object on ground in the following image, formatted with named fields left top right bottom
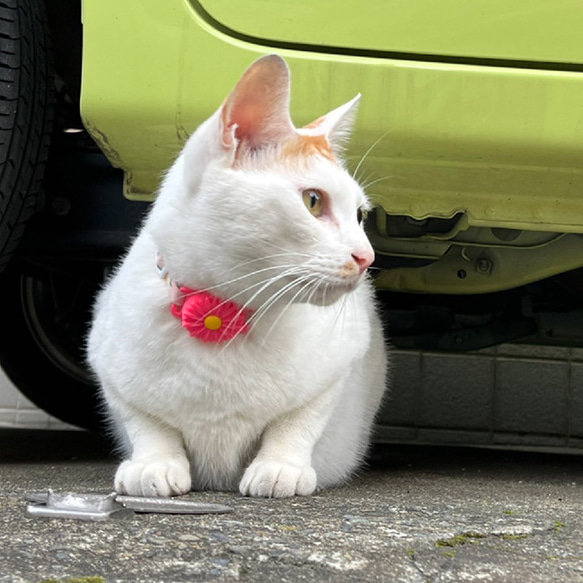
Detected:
left=115, top=495, right=233, bottom=515
left=26, top=491, right=130, bottom=521
left=26, top=490, right=233, bottom=520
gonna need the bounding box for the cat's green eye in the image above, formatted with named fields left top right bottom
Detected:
left=357, top=208, right=368, bottom=224
left=302, top=188, right=324, bottom=217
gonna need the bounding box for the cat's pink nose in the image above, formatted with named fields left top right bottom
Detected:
left=352, top=250, right=374, bottom=274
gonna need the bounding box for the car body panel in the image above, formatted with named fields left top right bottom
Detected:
left=80, top=0, right=583, bottom=293
left=194, top=0, right=583, bottom=66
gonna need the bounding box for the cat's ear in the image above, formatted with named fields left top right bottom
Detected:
left=220, top=54, right=295, bottom=153
left=299, top=94, right=361, bottom=155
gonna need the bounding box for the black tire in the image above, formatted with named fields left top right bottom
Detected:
left=0, top=0, right=53, bottom=273
left=0, top=263, right=103, bottom=430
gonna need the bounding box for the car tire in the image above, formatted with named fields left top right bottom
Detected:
left=0, top=264, right=103, bottom=430
left=0, top=0, right=53, bottom=273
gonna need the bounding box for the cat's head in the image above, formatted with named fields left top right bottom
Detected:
left=152, top=54, right=375, bottom=310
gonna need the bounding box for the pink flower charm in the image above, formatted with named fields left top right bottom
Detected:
left=171, top=287, right=251, bottom=343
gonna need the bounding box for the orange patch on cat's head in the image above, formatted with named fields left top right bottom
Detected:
left=280, top=133, right=336, bottom=164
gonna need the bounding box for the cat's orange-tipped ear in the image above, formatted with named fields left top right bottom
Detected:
left=299, top=94, right=361, bottom=155
left=221, top=54, right=295, bottom=151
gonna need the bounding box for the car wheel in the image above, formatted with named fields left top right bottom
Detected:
left=0, top=0, right=53, bottom=273
left=0, top=264, right=103, bottom=430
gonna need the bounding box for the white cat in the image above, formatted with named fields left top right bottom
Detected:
left=87, top=54, right=387, bottom=498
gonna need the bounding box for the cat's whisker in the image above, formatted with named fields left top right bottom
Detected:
left=216, top=265, right=311, bottom=345
left=329, top=288, right=348, bottom=333
left=173, top=265, right=310, bottom=354
left=247, top=256, right=336, bottom=329
left=329, top=283, right=352, bottom=338
left=253, top=274, right=307, bottom=313
left=356, top=170, right=376, bottom=191
left=215, top=268, right=305, bottom=319
left=361, top=174, right=392, bottom=191
left=258, top=239, right=314, bottom=259
left=220, top=272, right=313, bottom=352
left=180, top=252, right=321, bottom=302
left=244, top=270, right=313, bottom=329
left=352, top=129, right=392, bottom=183
left=239, top=265, right=310, bottom=309
left=231, top=252, right=317, bottom=271
left=320, top=278, right=329, bottom=308
left=247, top=285, right=308, bottom=347
left=305, top=275, right=325, bottom=305
left=179, top=263, right=304, bottom=299
left=258, top=275, right=319, bottom=346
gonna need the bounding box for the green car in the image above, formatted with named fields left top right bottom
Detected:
left=1, top=0, right=583, bottom=447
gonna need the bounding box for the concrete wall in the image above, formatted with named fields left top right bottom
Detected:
left=3, top=343, right=582, bottom=452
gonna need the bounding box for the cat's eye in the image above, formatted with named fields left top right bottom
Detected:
left=302, top=188, right=324, bottom=217
left=357, top=208, right=368, bottom=224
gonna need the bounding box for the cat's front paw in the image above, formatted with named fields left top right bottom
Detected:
left=115, top=455, right=191, bottom=497
left=239, top=460, right=317, bottom=498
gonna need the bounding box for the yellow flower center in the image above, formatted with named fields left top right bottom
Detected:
left=204, top=315, right=223, bottom=331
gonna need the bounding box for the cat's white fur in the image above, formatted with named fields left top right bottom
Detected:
left=87, top=54, right=387, bottom=498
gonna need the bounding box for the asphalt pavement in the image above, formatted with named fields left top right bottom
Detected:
left=2, top=428, right=583, bottom=582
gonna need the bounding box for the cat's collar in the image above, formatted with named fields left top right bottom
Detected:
left=156, top=253, right=251, bottom=343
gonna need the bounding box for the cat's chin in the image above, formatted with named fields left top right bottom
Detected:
left=299, top=280, right=361, bottom=308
